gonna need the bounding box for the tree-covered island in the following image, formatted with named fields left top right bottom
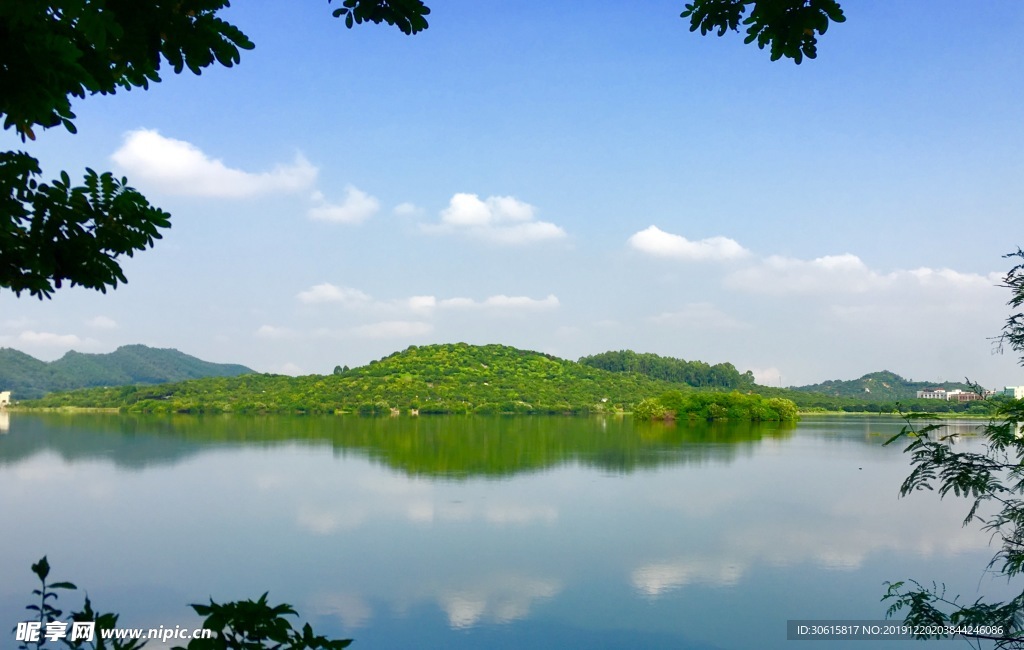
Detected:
left=21, top=343, right=799, bottom=421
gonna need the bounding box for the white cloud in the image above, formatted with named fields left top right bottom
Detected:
left=111, top=129, right=317, bottom=198
left=442, top=193, right=511, bottom=226
left=426, top=193, right=567, bottom=244
left=393, top=202, right=422, bottom=217
left=906, top=267, right=1002, bottom=289
left=628, top=225, right=749, bottom=261
left=307, top=593, right=373, bottom=630
left=408, top=295, right=437, bottom=312
left=309, top=186, right=380, bottom=224
left=483, top=504, right=558, bottom=525
left=649, top=302, right=748, bottom=330
left=349, top=321, right=433, bottom=339
left=483, top=294, right=559, bottom=309
left=725, top=254, right=1001, bottom=295
left=18, top=331, right=82, bottom=346
left=632, top=558, right=744, bottom=595
left=297, top=283, right=372, bottom=306
left=403, top=294, right=561, bottom=311
left=440, top=594, right=486, bottom=629
left=750, top=367, right=783, bottom=386
left=437, top=576, right=560, bottom=629
left=434, top=294, right=560, bottom=310
left=86, top=316, right=118, bottom=329
left=438, top=297, right=477, bottom=309
left=296, top=504, right=364, bottom=534
left=293, top=284, right=559, bottom=320
left=484, top=221, right=567, bottom=245
left=726, top=254, right=882, bottom=294
left=276, top=362, right=304, bottom=376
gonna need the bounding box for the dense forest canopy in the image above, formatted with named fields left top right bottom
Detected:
left=579, top=350, right=754, bottom=389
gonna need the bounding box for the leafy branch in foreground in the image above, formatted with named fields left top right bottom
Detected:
left=882, top=402, right=1024, bottom=646
left=16, top=556, right=76, bottom=650
left=175, top=594, right=352, bottom=650
left=882, top=249, right=1024, bottom=648
left=996, top=248, right=1024, bottom=362
left=680, top=0, right=846, bottom=63
left=13, top=558, right=351, bottom=650
left=1, top=151, right=171, bottom=299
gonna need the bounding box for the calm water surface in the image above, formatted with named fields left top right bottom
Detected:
left=0, top=414, right=1003, bottom=648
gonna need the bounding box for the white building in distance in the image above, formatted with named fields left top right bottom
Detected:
left=917, top=388, right=994, bottom=401
left=1004, top=386, right=1024, bottom=400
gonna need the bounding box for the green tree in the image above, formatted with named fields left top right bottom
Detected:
left=680, top=0, right=846, bottom=64
left=883, top=249, right=1024, bottom=647
left=633, top=397, right=668, bottom=421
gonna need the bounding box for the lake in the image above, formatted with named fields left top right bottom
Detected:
left=0, top=413, right=1004, bottom=648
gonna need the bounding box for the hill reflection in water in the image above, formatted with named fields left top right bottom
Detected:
left=0, top=413, right=796, bottom=477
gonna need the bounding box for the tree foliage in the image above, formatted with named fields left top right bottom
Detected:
left=1, top=1, right=253, bottom=140
left=579, top=350, right=755, bottom=389
left=328, top=0, right=429, bottom=35
left=1, top=153, right=170, bottom=298
left=635, top=389, right=799, bottom=422
left=16, top=557, right=349, bottom=650
left=999, top=248, right=1024, bottom=365
left=680, top=0, right=845, bottom=63
left=883, top=250, right=1024, bottom=647
left=178, top=593, right=351, bottom=650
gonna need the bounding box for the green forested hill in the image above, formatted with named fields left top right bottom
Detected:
left=0, top=348, right=52, bottom=399
left=791, top=370, right=974, bottom=401
left=0, top=344, right=253, bottom=399
left=28, top=343, right=687, bottom=415
left=16, top=343, right=997, bottom=417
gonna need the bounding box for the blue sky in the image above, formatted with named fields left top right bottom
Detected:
left=2, top=1, right=1023, bottom=388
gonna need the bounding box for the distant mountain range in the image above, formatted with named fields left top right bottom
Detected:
left=790, top=370, right=973, bottom=401
left=578, top=354, right=974, bottom=402
left=0, top=345, right=254, bottom=400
